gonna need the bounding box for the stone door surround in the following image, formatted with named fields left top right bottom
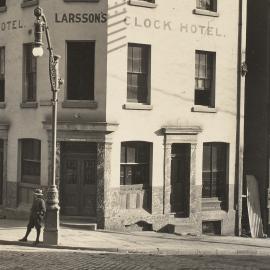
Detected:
left=162, top=126, right=202, bottom=217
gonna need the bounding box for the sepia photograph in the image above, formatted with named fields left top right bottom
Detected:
left=0, top=0, right=269, bottom=269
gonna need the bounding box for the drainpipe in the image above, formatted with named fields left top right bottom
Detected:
left=236, top=0, right=247, bottom=236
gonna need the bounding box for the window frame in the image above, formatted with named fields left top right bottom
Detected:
left=196, top=0, right=217, bottom=12
left=21, top=0, right=39, bottom=8
left=202, top=142, right=228, bottom=200
left=20, top=139, right=41, bottom=185
left=66, top=40, right=96, bottom=102
left=127, top=43, right=151, bottom=105
left=194, top=50, right=216, bottom=108
left=128, top=0, right=157, bottom=8
left=22, top=43, right=37, bottom=104
left=0, top=47, right=5, bottom=103
left=0, top=0, right=6, bottom=12
left=120, top=141, right=151, bottom=186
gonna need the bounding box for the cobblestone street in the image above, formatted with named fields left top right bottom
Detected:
left=0, top=245, right=270, bottom=270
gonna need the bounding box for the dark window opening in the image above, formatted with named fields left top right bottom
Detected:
left=196, top=0, right=217, bottom=12
left=21, top=139, right=41, bottom=184
left=195, top=50, right=215, bottom=107
left=67, top=41, right=95, bottom=101
left=202, top=221, right=221, bottom=235
left=202, top=142, right=227, bottom=199
left=23, top=44, right=37, bottom=102
left=0, top=0, right=6, bottom=7
left=120, top=141, right=151, bottom=186
left=127, top=43, right=150, bottom=104
left=0, top=47, right=5, bottom=102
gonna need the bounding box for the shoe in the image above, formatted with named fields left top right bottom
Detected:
left=18, top=238, right=27, bottom=242
left=33, top=240, right=40, bottom=246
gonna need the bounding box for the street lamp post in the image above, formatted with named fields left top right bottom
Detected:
left=33, top=7, right=63, bottom=245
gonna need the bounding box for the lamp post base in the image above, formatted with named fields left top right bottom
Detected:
left=44, top=185, right=60, bottom=245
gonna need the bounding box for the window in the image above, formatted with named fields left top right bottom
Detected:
left=21, top=0, right=39, bottom=8
left=129, top=0, right=156, bottom=7
left=120, top=142, right=151, bottom=185
left=67, top=41, right=95, bottom=101
left=21, top=139, right=41, bottom=184
left=23, top=44, right=37, bottom=102
left=196, top=0, right=217, bottom=12
left=0, top=47, right=4, bottom=102
left=202, top=143, right=227, bottom=199
left=195, top=51, right=215, bottom=107
left=0, top=0, right=6, bottom=7
left=127, top=43, right=150, bottom=104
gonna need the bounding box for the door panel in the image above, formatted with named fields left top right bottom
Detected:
left=62, top=159, right=80, bottom=215
left=170, top=144, right=190, bottom=217
left=80, top=158, right=97, bottom=216
left=61, top=152, right=97, bottom=217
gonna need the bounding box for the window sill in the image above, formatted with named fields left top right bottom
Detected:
left=193, top=9, right=219, bottom=17
left=129, top=0, right=157, bottom=8
left=62, top=100, right=97, bottom=109
left=0, top=6, right=7, bottom=13
left=64, top=0, right=99, bottom=2
left=20, top=102, right=38, bottom=108
left=123, top=103, right=153, bottom=110
left=0, top=102, right=6, bottom=108
left=39, top=100, right=51, bottom=107
left=191, top=106, right=217, bottom=113
left=19, top=182, right=40, bottom=189
left=21, top=0, right=39, bottom=8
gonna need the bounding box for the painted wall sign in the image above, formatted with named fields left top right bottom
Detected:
left=0, top=20, right=23, bottom=32
left=55, top=12, right=107, bottom=23
left=124, top=16, right=224, bottom=37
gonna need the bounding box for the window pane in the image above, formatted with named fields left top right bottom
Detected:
left=0, top=47, right=5, bottom=102
left=0, top=0, right=6, bottom=7
left=195, top=51, right=215, bottom=106
left=202, top=143, right=227, bottom=198
left=120, top=142, right=151, bottom=185
left=126, top=145, right=136, bottom=163
left=67, top=42, right=95, bottom=100
left=127, top=44, right=150, bottom=104
left=197, top=0, right=216, bottom=11
left=24, top=44, right=37, bottom=102
left=21, top=139, right=41, bottom=184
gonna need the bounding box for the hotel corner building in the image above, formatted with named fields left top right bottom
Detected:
left=0, top=0, right=246, bottom=235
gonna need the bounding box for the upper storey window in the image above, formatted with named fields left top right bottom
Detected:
left=0, top=0, right=6, bottom=12
left=0, top=47, right=4, bottom=102
left=0, top=0, right=6, bottom=7
left=196, top=0, right=217, bottom=12
left=21, top=0, right=39, bottom=8
left=195, top=50, right=216, bottom=108
left=129, top=0, right=157, bottom=8
left=66, top=41, right=95, bottom=101
left=127, top=43, right=151, bottom=104
left=23, top=44, right=37, bottom=103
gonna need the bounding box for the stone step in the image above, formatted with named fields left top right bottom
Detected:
left=60, top=220, right=97, bottom=230
left=173, top=223, right=199, bottom=236
left=60, top=216, right=97, bottom=230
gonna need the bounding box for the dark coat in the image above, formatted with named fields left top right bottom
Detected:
left=27, top=197, right=46, bottom=229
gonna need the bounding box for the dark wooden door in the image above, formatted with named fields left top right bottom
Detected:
left=61, top=153, right=97, bottom=217
left=170, top=144, right=190, bottom=217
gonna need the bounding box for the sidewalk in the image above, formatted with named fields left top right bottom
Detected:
left=1, top=219, right=270, bottom=255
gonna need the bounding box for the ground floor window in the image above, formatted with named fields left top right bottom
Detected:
left=202, top=142, right=228, bottom=199
left=120, top=141, right=151, bottom=186
left=20, top=139, right=41, bottom=184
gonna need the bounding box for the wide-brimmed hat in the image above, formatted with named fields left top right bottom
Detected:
left=33, top=189, right=43, bottom=196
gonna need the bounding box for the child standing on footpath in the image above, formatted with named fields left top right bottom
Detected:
left=19, top=189, right=46, bottom=245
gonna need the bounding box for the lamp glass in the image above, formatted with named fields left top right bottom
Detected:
left=32, top=46, right=44, bottom=57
